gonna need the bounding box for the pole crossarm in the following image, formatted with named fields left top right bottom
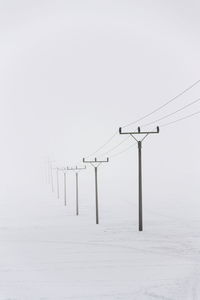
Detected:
left=119, top=126, right=159, bottom=135
left=67, top=166, right=86, bottom=171
left=83, top=157, right=109, bottom=164
left=58, top=167, right=68, bottom=172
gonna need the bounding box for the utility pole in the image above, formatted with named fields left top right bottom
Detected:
left=58, top=168, right=67, bottom=206
left=52, top=167, right=60, bottom=199
left=47, top=160, right=51, bottom=184
left=44, top=160, right=49, bottom=184
left=49, top=161, right=54, bottom=192
left=47, top=160, right=52, bottom=185
left=63, top=168, right=67, bottom=206
left=56, top=167, right=60, bottom=199
left=67, top=166, right=86, bottom=216
left=83, top=157, right=109, bottom=224
left=119, top=126, right=159, bottom=231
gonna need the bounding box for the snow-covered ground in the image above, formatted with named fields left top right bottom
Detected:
left=1, top=185, right=200, bottom=300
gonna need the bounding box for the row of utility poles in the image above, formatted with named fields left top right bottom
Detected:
left=47, top=159, right=109, bottom=224
left=46, top=125, right=159, bottom=231
left=48, top=166, right=86, bottom=215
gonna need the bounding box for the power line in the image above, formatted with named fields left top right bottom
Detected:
left=141, top=97, right=200, bottom=128
left=82, top=95, right=200, bottom=162
left=160, top=110, right=200, bottom=127
left=98, top=136, right=130, bottom=157
left=111, top=106, right=200, bottom=157
left=122, top=79, right=200, bottom=128
left=84, top=131, right=118, bottom=159
left=110, top=143, right=137, bottom=158
left=106, top=103, right=200, bottom=158
left=84, top=80, right=200, bottom=159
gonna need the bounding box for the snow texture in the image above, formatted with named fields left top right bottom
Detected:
left=1, top=187, right=200, bottom=300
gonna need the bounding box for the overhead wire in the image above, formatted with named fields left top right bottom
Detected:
left=98, top=136, right=130, bottom=158
left=110, top=142, right=137, bottom=159
left=81, top=79, right=200, bottom=162
left=53, top=102, right=200, bottom=176
left=122, top=79, right=200, bottom=128
left=84, top=131, right=118, bottom=159
left=76, top=108, right=200, bottom=164
left=109, top=95, right=200, bottom=159
left=160, top=110, right=200, bottom=128
left=109, top=106, right=200, bottom=159
left=141, top=97, right=200, bottom=128
left=102, top=80, right=200, bottom=158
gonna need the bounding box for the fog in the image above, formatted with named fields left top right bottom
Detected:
left=2, top=1, right=200, bottom=298
left=1, top=0, right=200, bottom=212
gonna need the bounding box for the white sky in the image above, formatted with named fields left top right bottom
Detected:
left=1, top=0, right=200, bottom=218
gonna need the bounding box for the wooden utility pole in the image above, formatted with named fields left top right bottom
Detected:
left=119, top=126, right=159, bottom=231
left=67, top=166, right=86, bottom=215
left=83, top=157, right=109, bottom=224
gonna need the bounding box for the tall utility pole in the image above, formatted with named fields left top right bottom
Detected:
left=119, top=126, right=159, bottom=231
left=83, top=157, right=109, bottom=224
left=67, top=166, right=86, bottom=216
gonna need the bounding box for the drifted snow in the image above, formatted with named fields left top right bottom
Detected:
left=0, top=187, right=200, bottom=300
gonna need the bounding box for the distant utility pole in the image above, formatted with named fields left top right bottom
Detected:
left=57, top=168, right=67, bottom=206
left=67, top=166, right=86, bottom=216
left=119, top=126, right=159, bottom=232
left=48, top=161, right=54, bottom=192
left=56, top=167, right=61, bottom=199
left=52, top=167, right=61, bottom=199
left=63, top=168, right=67, bottom=206
left=47, top=160, right=52, bottom=185
left=44, top=160, right=49, bottom=184
left=83, top=157, right=109, bottom=224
